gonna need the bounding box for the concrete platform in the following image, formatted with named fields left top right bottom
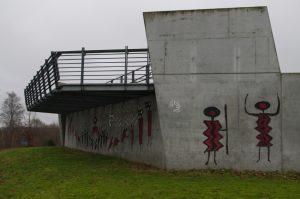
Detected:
left=30, top=83, right=154, bottom=113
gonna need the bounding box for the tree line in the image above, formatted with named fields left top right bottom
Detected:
left=0, top=92, right=60, bottom=148
left=0, top=91, right=58, bottom=129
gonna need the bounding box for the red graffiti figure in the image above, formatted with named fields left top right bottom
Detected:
left=203, top=106, right=228, bottom=165
left=244, top=94, right=280, bottom=162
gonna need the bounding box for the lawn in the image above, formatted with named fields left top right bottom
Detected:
left=0, top=147, right=299, bottom=199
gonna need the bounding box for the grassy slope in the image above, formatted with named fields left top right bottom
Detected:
left=0, top=147, right=299, bottom=199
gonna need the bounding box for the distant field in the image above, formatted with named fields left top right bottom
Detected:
left=0, top=147, right=299, bottom=199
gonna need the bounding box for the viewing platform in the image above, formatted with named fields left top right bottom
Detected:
left=24, top=47, right=154, bottom=114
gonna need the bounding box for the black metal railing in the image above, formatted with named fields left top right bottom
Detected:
left=24, top=47, right=152, bottom=110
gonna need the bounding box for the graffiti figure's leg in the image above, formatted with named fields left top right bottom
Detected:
left=99, top=136, right=102, bottom=148
left=205, top=152, right=210, bottom=165
left=268, top=146, right=271, bottom=162
left=214, top=151, right=217, bottom=165
left=256, top=147, right=261, bottom=163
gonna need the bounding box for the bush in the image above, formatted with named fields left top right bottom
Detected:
left=47, top=139, right=55, bottom=146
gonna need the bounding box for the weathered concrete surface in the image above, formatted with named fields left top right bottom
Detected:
left=144, top=7, right=291, bottom=171
left=282, top=73, right=300, bottom=171
left=63, top=94, right=165, bottom=168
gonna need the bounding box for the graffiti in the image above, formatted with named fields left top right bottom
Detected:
left=66, top=100, right=154, bottom=152
left=169, top=99, right=181, bottom=113
left=121, top=128, right=128, bottom=142
left=130, top=124, right=134, bottom=148
left=145, top=102, right=153, bottom=146
left=138, top=107, right=144, bottom=149
left=203, top=105, right=228, bottom=165
left=244, top=94, right=280, bottom=162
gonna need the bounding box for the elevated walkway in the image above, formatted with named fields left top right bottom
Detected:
left=24, top=47, right=154, bottom=114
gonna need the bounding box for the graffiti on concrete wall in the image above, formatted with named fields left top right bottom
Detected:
left=244, top=94, right=280, bottom=162
left=203, top=105, right=228, bottom=165
left=67, top=101, right=154, bottom=152
left=146, top=102, right=153, bottom=146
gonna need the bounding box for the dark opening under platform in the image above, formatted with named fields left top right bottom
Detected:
left=30, top=84, right=154, bottom=114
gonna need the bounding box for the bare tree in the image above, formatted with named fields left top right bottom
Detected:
left=31, top=118, right=45, bottom=128
left=0, top=92, right=25, bottom=129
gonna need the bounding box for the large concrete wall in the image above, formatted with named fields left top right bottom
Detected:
left=282, top=73, right=300, bottom=171
left=144, top=7, right=300, bottom=171
left=63, top=94, right=166, bottom=168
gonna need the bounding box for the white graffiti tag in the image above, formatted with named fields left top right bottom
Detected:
left=169, top=99, right=181, bottom=113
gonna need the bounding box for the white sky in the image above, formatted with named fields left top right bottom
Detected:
left=0, top=0, right=299, bottom=124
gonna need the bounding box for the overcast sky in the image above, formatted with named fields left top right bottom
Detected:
left=0, top=0, right=299, bottom=124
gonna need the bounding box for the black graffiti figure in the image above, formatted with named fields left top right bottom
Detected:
left=244, top=94, right=280, bottom=162
left=138, top=107, right=143, bottom=151
left=92, top=116, right=100, bottom=150
left=203, top=105, right=228, bottom=165
left=145, top=102, right=153, bottom=146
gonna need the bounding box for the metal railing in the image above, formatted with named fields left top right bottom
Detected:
left=24, top=47, right=152, bottom=110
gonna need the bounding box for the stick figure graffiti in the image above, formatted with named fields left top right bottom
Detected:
left=203, top=105, right=228, bottom=165
left=145, top=102, right=152, bottom=146
left=244, top=94, right=280, bottom=162
left=138, top=107, right=143, bottom=149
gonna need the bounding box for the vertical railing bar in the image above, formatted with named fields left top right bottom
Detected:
left=33, top=78, right=38, bottom=102
left=81, top=47, right=85, bottom=85
left=124, top=46, right=128, bottom=85
left=27, top=84, right=31, bottom=107
left=37, top=71, right=42, bottom=100
left=28, top=86, right=32, bottom=108
left=41, top=65, right=47, bottom=97
left=45, top=59, right=52, bottom=93
left=51, top=52, right=59, bottom=89
left=146, top=49, right=150, bottom=85
left=132, top=71, right=135, bottom=83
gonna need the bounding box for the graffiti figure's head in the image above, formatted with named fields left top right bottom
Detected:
left=204, top=107, right=220, bottom=120
left=145, top=102, right=151, bottom=110
left=137, top=106, right=143, bottom=117
left=255, top=101, right=270, bottom=111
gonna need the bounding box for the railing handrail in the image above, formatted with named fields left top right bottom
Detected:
left=55, top=48, right=149, bottom=55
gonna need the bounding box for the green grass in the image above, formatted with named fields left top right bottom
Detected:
left=0, top=147, right=299, bottom=199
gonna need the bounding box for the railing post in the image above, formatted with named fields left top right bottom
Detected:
left=37, top=71, right=42, bottom=100
left=41, top=65, right=47, bottom=97
left=51, top=52, right=59, bottom=89
left=132, top=71, right=135, bottom=83
left=45, top=59, right=52, bottom=92
left=124, top=46, right=128, bottom=84
left=146, top=49, right=150, bottom=85
left=120, top=76, right=123, bottom=84
left=81, top=47, right=85, bottom=85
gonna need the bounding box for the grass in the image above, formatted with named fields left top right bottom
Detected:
left=0, top=147, right=299, bottom=199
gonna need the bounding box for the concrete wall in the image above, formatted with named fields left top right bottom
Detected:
left=64, top=94, right=165, bottom=168
left=282, top=73, right=300, bottom=171
left=144, top=7, right=298, bottom=171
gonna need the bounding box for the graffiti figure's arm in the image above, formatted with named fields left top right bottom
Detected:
left=268, top=94, right=280, bottom=116
left=244, top=94, right=258, bottom=116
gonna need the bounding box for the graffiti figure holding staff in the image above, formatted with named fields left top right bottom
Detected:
left=202, top=105, right=229, bottom=165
